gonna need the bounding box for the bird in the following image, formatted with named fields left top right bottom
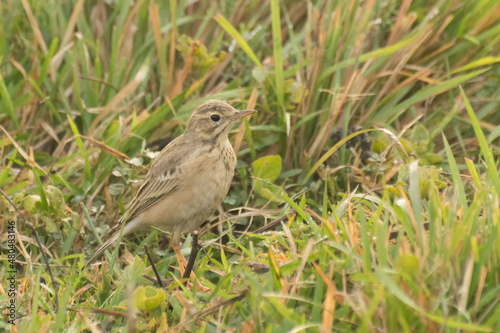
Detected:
left=83, top=99, right=256, bottom=279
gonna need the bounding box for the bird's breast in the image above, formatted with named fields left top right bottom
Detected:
left=190, top=141, right=236, bottom=203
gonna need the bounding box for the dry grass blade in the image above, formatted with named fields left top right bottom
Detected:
left=119, top=0, right=145, bottom=59
left=69, top=307, right=126, bottom=318
left=40, top=120, right=61, bottom=144
left=173, top=289, right=249, bottom=330
left=0, top=124, right=45, bottom=173
left=79, top=135, right=147, bottom=172
left=397, top=183, right=423, bottom=250
left=53, top=0, right=85, bottom=72
left=387, top=0, right=412, bottom=46
left=9, top=57, right=28, bottom=80
left=458, top=257, right=474, bottom=314
left=378, top=127, right=409, bottom=158
left=18, top=235, right=54, bottom=258
left=233, top=88, right=258, bottom=154
left=281, top=219, right=298, bottom=260
left=290, top=238, right=314, bottom=296
left=253, top=209, right=297, bottom=234
left=88, top=65, right=149, bottom=134
left=79, top=76, right=119, bottom=92
left=20, top=0, right=48, bottom=55
left=170, top=40, right=199, bottom=98
left=312, top=262, right=336, bottom=332
left=168, top=0, right=177, bottom=94
left=347, top=182, right=358, bottom=249
left=149, top=3, right=168, bottom=98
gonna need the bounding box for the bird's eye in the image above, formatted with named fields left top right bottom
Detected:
left=210, top=114, right=220, bottom=122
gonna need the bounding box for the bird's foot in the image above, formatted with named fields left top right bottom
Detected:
left=184, top=279, right=211, bottom=293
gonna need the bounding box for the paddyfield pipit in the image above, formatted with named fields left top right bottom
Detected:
left=84, top=100, right=256, bottom=276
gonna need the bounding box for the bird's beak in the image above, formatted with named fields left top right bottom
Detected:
left=229, top=109, right=257, bottom=122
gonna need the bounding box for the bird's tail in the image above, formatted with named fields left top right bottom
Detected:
left=82, top=231, right=121, bottom=270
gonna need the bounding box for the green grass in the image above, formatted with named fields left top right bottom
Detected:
left=1, top=0, right=500, bottom=332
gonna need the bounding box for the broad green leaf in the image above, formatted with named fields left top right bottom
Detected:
left=132, top=286, right=166, bottom=312
left=396, top=254, right=420, bottom=276
left=46, top=185, right=65, bottom=214
left=252, top=67, right=267, bottom=83
left=123, top=256, right=146, bottom=285
left=252, top=155, right=282, bottom=182
left=257, top=182, right=285, bottom=203
left=23, top=195, right=41, bottom=213
left=410, top=125, right=429, bottom=154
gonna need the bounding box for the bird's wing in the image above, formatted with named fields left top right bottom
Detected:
left=116, top=135, right=190, bottom=227
left=84, top=136, right=191, bottom=268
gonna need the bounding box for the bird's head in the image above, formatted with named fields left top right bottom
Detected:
left=185, top=99, right=256, bottom=142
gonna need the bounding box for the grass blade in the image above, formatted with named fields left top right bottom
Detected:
left=67, top=115, right=92, bottom=188
left=461, top=86, right=500, bottom=195
left=213, top=14, right=262, bottom=69
left=0, top=72, right=19, bottom=128
left=271, top=0, right=284, bottom=119
left=300, top=129, right=375, bottom=185
left=442, top=133, right=468, bottom=210
left=373, top=69, right=489, bottom=122
left=451, top=56, right=500, bottom=74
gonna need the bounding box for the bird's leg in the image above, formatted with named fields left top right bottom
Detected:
left=182, top=231, right=200, bottom=280
left=171, top=232, right=211, bottom=292
left=172, top=233, right=188, bottom=276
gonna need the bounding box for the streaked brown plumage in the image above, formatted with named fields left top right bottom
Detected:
left=84, top=100, right=256, bottom=275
